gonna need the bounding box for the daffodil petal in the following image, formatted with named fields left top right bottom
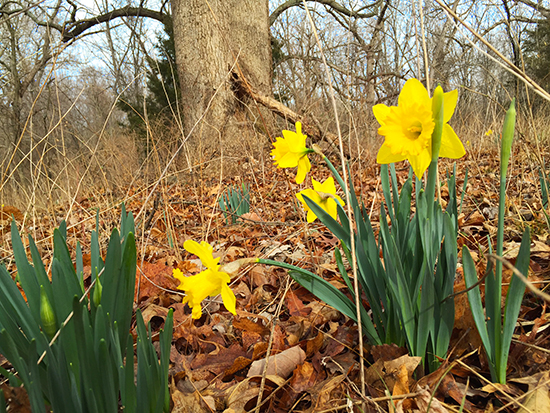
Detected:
left=373, top=104, right=390, bottom=125
left=220, top=283, right=237, bottom=315
left=296, top=154, right=311, bottom=184
left=326, top=199, right=338, bottom=220
left=306, top=209, right=317, bottom=223
left=376, top=143, right=407, bottom=164
left=296, top=188, right=315, bottom=210
left=443, top=89, right=458, bottom=123
left=399, top=79, right=430, bottom=107
left=311, top=178, right=322, bottom=192
left=408, top=149, right=432, bottom=178
left=296, top=121, right=303, bottom=136
left=184, top=240, right=219, bottom=269
left=191, top=305, right=203, bottom=319
left=318, top=177, right=336, bottom=193
left=276, top=151, right=302, bottom=168
left=439, top=124, right=466, bottom=159
left=172, top=268, right=186, bottom=290
left=297, top=187, right=323, bottom=223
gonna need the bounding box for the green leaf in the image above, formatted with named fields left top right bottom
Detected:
left=463, top=247, right=493, bottom=365
left=0, top=264, right=45, bottom=351
left=334, top=248, right=353, bottom=293
left=288, top=269, right=381, bottom=345
left=258, top=259, right=380, bottom=344
left=10, top=221, right=41, bottom=324
left=158, top=309, right=174, bottom=412
left=500, top=226, right=531, bottom=381
left=301, top=195, right=350, bottom=246
left=380, top=165, right=395, bottom=223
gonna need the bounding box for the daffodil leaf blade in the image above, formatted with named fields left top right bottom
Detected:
left=354, top=216, right=387, bottom=328
left=378, top=213, right=417, bottom=349
left=380, top=164, right=395, bottom=223
left=462, top=246, right=493, bottom=360
left=389, top=163, right=400, bottom=214
left=336, top=203, right=349, bottom=230
left=334, top=248, right=353, bottom=293
left=417, top=260, right=435, bottom=360
left=302, top=195, right=350, bottom=245
left=501, top=226, right=530, bottom=378
left=287, top=269, right=381, bottom=345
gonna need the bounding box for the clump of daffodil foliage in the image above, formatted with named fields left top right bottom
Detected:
left=173, top=79, right=530, bottom=381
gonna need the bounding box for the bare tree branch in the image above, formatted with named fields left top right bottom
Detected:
left=28, top=5, right=168, bottom=42
left=269, top=0, right=382, bottom=26
left=513, top=0, right=550, bottom=20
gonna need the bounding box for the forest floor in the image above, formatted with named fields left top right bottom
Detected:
left=1, top=137, right=549, bottom=412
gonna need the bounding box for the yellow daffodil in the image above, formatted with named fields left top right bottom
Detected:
left=296, top=177, right=344, bottom=223
left=271, top=122, right=313, bottom=184
left=374, top=79, right=465, bottom=178
left=172, top=240, right=236, bottom=319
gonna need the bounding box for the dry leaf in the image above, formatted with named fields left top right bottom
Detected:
left=393, top=363, right=413, bottom=410
left=141, top=303, right=170, bottom=327
left=247, top=345, right=306, bottom=378
left=225, top=376, right=286, bottom=412
left=1, top=384, right=31, bottom=412
left=240, top=212, right=262, bottom=222
left=285, top=290, right=309, bottom=317
left=511, top=371, right=550, bottom=413
left=233, top=317, right=269, bottom=336
left=313, top=374, right=347, bottom=410
left=0, top=205, right=23, bottom=222
left=414, top=385, right=449, bottom=413
left=289, top=361, right=317, bottom=394
left=365, top=354, right=421, bottom=391
left=137, top=261, right=179, bottom=301
left=170, top=379, right=209, bottom=413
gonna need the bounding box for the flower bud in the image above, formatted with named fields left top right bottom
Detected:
left=40, top=286, right=57, bottom=339
left=93, top=275, right=103, bottom=308
left=431, top=85, right=445, bottom=161
left=500, top=99, right=516, bottom=178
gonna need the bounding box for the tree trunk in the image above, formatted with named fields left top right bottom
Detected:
left=171, top=0, right=272, bottom=171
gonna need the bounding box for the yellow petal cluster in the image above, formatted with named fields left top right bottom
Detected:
left=173, top=240, right=236, bottom=319
left=374, top=79, right=465, bottom=177
left=271, top=122, right=312, bottom=184
left=296, top=177, right=344, bottom=223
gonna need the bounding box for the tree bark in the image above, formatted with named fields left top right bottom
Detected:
left=171, top=0, right=272, bottom=170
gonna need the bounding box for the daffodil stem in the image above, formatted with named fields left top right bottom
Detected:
left=492, top=99, right=516, bottom=383
left=426, top=85, right=445, bottom=219
left=426, top=160, right=438, bottom=219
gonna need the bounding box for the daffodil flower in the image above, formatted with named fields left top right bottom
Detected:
left=296, top=177, right=344, bottom=223
left=271, top=122, right=314, bottom=184
left=374, top=79, right=465, bottom=178
left=173, top=240, right=236, bottom=319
